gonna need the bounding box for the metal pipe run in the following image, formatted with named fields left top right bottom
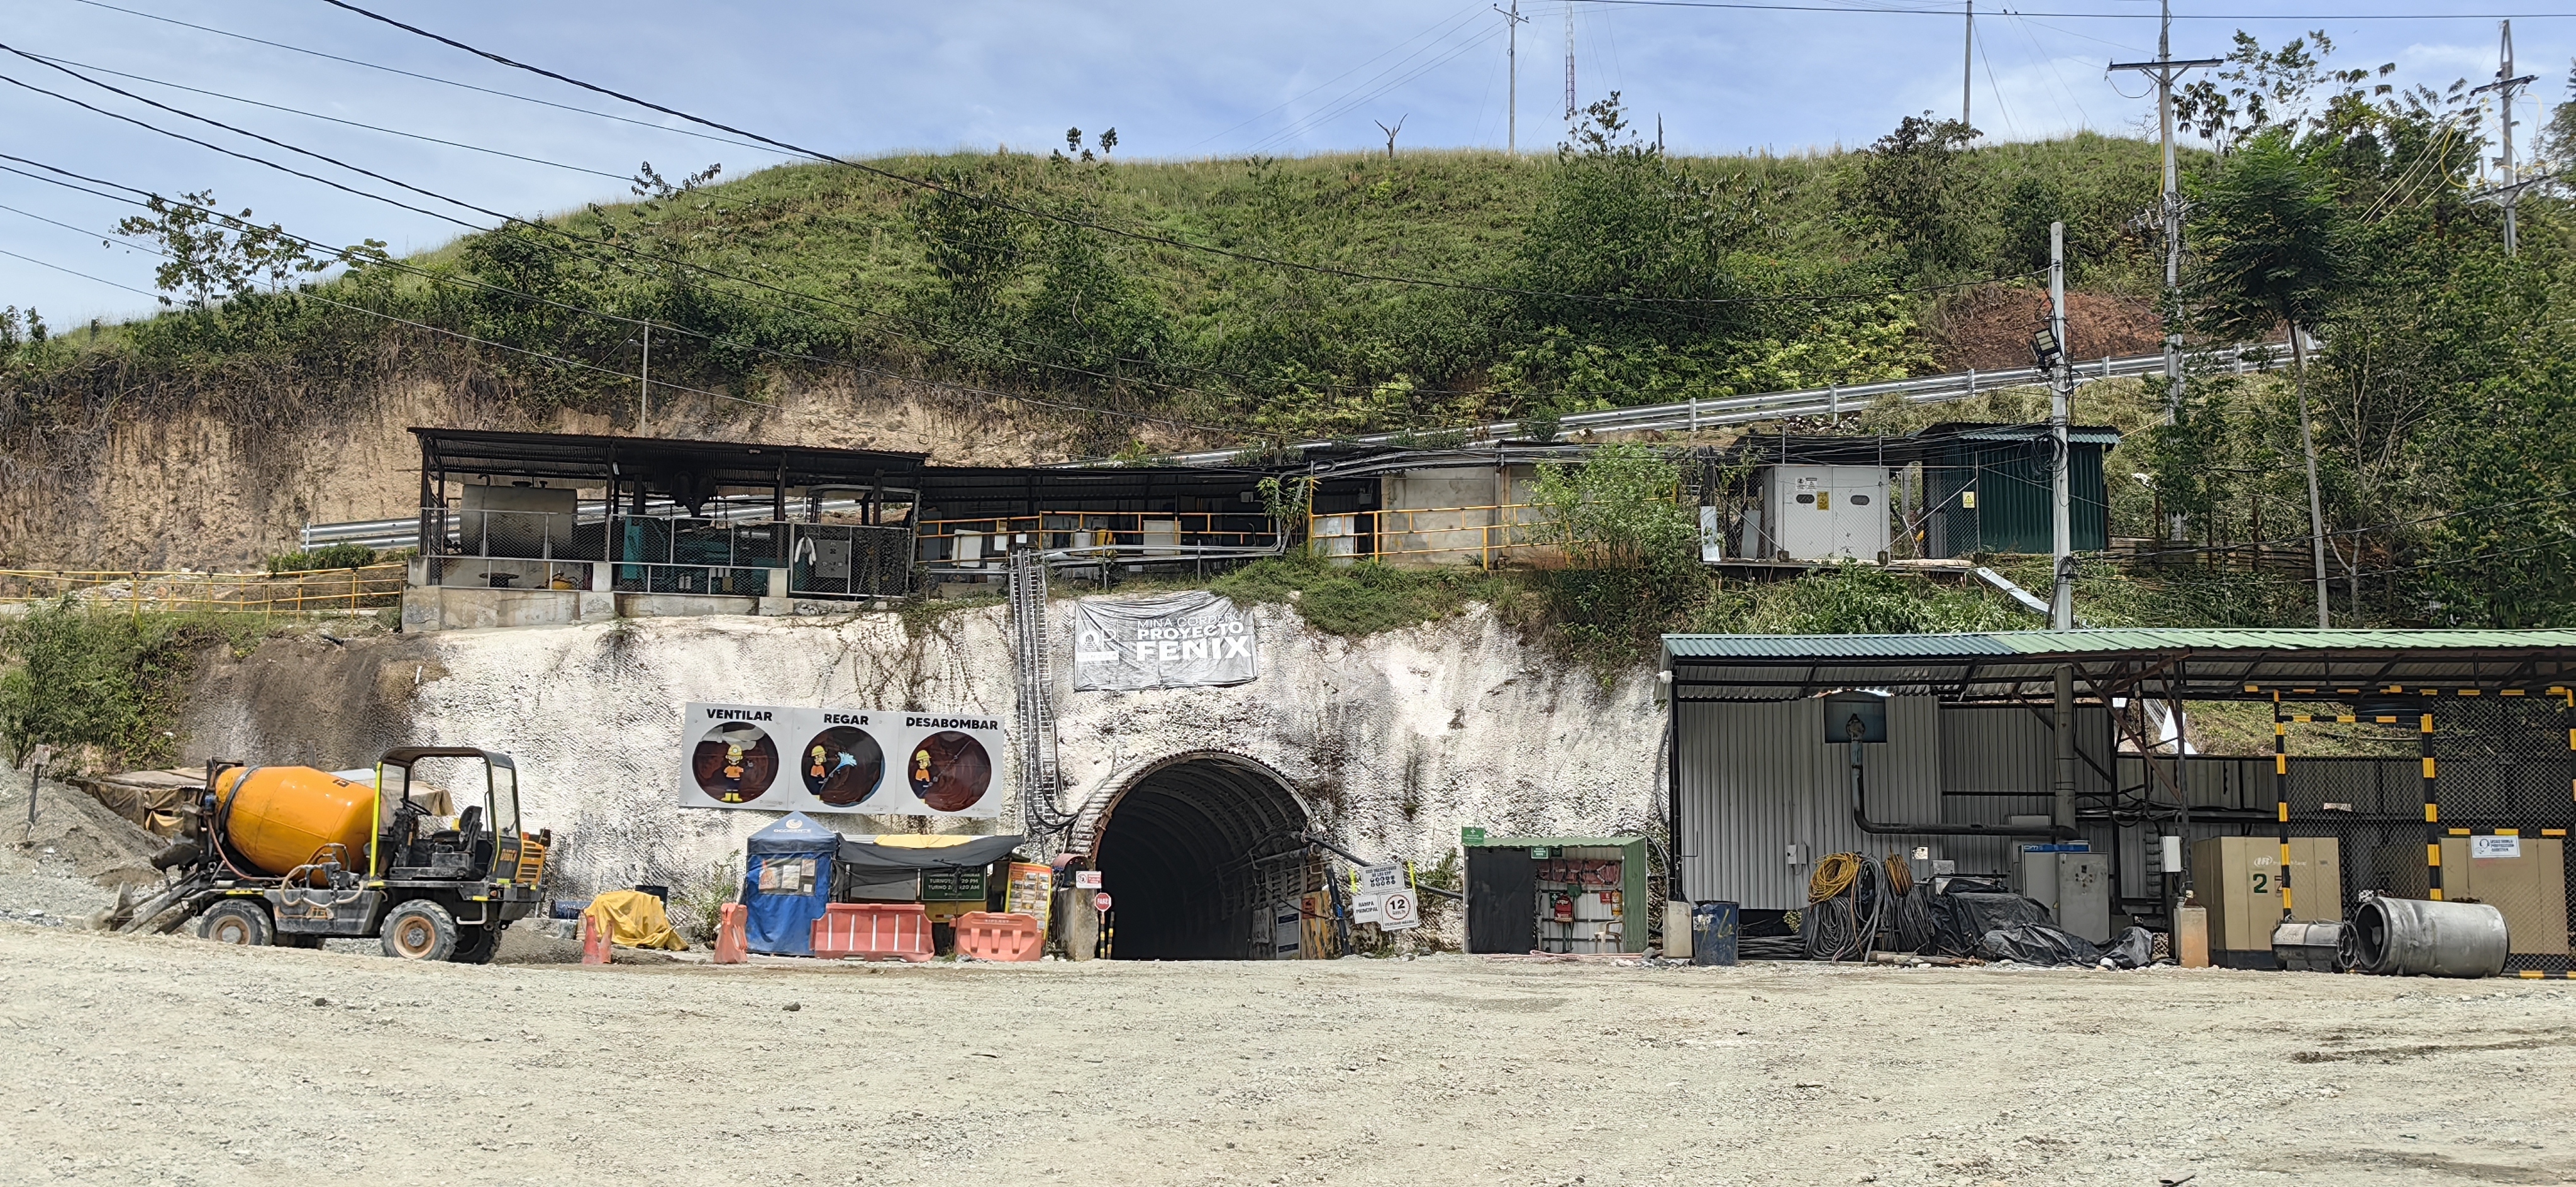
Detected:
left=1846, top=717, right=2072, bottom=840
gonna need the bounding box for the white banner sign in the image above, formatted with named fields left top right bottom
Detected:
left=675, top=702, right=1006, bottom=819
left=1071, top=591, right=1258, bottom=691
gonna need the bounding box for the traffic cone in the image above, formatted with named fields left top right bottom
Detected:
left=714, top=902, right=748, bottom=964
left=580, top=911, right=613, bottom=966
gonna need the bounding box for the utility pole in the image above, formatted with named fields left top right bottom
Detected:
left=1962, top=0, right=1974, bottom=128
left=2048, top=219, right=2077, bottom=836
left=638, top=321, right=652, bottom=434
left=1563, top=4, right=1577, bottom=125
left=2049, top=221, right=2075, bottom=632
left=2472, top=21, right=2541, bottom=256
left=1496, top=2, right=1528, bottom=154
left=2110, top=3, right=2219, bottom=541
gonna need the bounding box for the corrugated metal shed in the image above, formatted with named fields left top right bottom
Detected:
left=1663, top=629, right=2576, bottom=702
left=1675, top=695, right=2088, bottom=910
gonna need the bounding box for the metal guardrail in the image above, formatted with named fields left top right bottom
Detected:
left=1148, top=343, right=2276, bottom=467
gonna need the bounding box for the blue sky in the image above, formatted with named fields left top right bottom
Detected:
left=0, top=0, right=2560, bottom=324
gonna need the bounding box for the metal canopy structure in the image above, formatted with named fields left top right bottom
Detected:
left=1663, top=629, right=2576, bottom=703
left=413, top=428, right=926, bottom=494
left=914, top=465, right=1274, bottom=520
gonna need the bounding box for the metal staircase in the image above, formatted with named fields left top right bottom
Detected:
left=1007, top=548, right=1078, bottom=834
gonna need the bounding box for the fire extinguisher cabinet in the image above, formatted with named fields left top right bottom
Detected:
left=1462, top=834, right=1652, bottom=955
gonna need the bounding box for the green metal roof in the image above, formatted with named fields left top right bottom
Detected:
left=1664, top=629, right=2576, bottom=659
left=1661, top=629, right=2576, bottom=702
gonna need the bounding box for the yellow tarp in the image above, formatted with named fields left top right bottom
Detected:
left=583, top=890, right=689, bottom=951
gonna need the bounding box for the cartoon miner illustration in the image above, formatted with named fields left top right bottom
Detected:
left=809, top=743, right=828, bottom=781
left=723, top=741, right=748, bottom=802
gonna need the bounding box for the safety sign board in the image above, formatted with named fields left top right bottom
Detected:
left=1074, top=870, right=1104, bottom=889
left=2470, top=835, right=2523, bottom=860
left=1355, top=864, right=1405, bottom=894
left=1375, top=890, right=1419, bottom=932
left=675, top=702, right=1006, bottom=818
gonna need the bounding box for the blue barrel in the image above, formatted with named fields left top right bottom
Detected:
left=1691, top=901, right=1740, bottom=966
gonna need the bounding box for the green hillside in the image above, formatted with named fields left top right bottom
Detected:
left=1, top=102, right=2174, bottom=451
left=4, top=36, right=2574, bottom=631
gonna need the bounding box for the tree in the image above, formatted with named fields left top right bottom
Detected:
left=113, top=191, right=321, bottom=308
left=1843, top=113, right=1983, bottom=278
left=2187, top=128, right=2348, bottom=626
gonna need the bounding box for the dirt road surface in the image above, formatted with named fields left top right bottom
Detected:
left=4, top=924, right=2571, bottom=1186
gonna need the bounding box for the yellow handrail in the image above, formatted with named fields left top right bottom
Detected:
left=0, top=562, right=408, bottom=614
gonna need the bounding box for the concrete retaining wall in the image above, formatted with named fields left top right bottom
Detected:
left=182, top=601, right=1667, bottom=898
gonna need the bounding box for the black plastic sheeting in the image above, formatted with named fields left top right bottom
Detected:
left=1928, top=892, right=2053, bottom=957
left=1979, top=923, right=2157, bottom=968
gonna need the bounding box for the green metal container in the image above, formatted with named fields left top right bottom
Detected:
left=1463, top=834, right=1652, bottom=954
left=1921, top=424, right=2121, bottom=557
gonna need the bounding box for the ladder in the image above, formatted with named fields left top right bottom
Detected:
left=1007, top=548, right=1077, bottom=832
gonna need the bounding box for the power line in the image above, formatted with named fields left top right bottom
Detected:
left=60, top=0, right=791, bottom=159
left=1562, top=0, right=2576, bottom=17
left=1193, top=2, right=1491, bottom=150
left=20, top=51, right=631, bottom=181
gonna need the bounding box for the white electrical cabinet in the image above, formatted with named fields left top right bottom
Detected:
left=1754, top=465, right=1890, bottom=561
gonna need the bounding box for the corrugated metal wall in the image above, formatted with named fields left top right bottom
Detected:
left=1677, top=697, right=2113, bottom=910
left=1681, top=696, right=2571, bottom=917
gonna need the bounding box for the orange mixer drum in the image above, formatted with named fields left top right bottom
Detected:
left=214, top=766, right=379, bottom=878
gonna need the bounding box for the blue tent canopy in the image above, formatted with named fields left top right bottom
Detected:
left=738, top=815, right=1026, bottom=956
left=740, top=812, right=850, bottom=956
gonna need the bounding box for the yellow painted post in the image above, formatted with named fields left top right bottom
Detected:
left=2273, top=694, right=2291, bottom=921
left=2423, top=711, right=2442, bottom=901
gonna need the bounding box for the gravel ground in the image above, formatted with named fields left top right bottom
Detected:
left=0, top=769, right=166, bottom=930
left=4, top=924, right=2571, bottom=1187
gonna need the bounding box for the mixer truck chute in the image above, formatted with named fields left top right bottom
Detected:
left=122, top=747, right=551, bottom=963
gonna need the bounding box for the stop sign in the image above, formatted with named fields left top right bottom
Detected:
left=1093, top=892, right=1113, bottom=913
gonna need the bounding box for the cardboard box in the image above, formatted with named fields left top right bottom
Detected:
left=2191, top=837, right=2343, bottom=952
left=2376, top=837, right=2568, bottom=956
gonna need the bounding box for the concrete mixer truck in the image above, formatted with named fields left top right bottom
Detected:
left=121, top=747, right=552, bottom=963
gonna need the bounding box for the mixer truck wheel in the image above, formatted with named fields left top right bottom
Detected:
left=450, top=925, right=499, bottom=964
left=198, top=901, right=273, bottom=947
left=381, top=900, right=459, bottom=962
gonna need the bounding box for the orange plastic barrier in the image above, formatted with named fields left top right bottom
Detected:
left=580, top=913, right=613, bottom=965
left=812, top=902, right=933, bottom=963
left=953, top=910, right=1045, bottom=962
left=714, top=902, right=748, bottom=964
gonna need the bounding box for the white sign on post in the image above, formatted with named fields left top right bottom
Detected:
left=1355, top=864, right=1405, bottom=895
left=1376, top=890, right=1419, bottom=932
left=1074, top=870, right=1104, bottom=890
left=1350, top=894, right=1383, bottom=926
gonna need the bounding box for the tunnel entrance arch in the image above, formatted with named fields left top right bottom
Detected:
left=1079, top=751, right=1317, bottom=960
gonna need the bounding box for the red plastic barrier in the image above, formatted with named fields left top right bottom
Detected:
left=580, top=913, right=613, bottom=966
left=812, top=902, right=933, bottom=963
left=953, top=910, right=1044, bottom=962
left=714, top=902, right=748, bottom=964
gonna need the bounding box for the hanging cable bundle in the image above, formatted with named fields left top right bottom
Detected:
left=1884, top=851, right=1939, bottom=954
left=1802, top=852, right=1886, bottom=962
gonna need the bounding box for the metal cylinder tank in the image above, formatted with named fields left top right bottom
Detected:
left=214, top=766, right=377, bottom=878
left=2345, top=895, right=2509, bottom=978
